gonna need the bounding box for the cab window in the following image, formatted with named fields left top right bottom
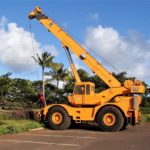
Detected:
left=86, top=85, right=90, bottom=95
left=74, top=85, right=85, bottom=95
left=91, top=86, right=95, bottom=92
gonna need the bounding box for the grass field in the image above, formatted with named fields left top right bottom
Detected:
left=141, top=114, right=150, bottom=123
left=0, top=110, right=43, bottom=135
left=0, top=120, right=43, bottom=135
left=141, top=107, right=150, bottom=123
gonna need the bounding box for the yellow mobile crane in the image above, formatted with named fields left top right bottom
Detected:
left=28, top=7, right=145, bottom=131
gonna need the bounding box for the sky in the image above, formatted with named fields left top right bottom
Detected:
left=0, top=0, right=150, bottom=86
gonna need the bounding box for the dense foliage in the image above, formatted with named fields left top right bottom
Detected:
left=0, top=69, right=149, bottom=109
left=0, top=51, right=149, bottom=109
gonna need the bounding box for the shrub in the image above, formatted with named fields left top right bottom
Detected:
left=141, top=107, right=150, bottom=114
left=0, top=109, right=39, bottom=120
left=12, top=110, right=27, bottom=119
left=0, top=111, right=12, bottom=120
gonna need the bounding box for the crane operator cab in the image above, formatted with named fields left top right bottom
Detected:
left=68, top=82, right=96, bottom=105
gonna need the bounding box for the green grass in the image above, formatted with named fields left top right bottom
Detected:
left=0, top=120, right=43, bottom=135
left=141, top=107, right=150, bottom=114
left=141, top=114, right=150, bottom=123
left=140, top=107, right=150, bottom=123
left=0, top=110, right=44, bottom=135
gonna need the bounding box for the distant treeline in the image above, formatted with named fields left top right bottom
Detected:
left=0, top=70, right=149, bottom=109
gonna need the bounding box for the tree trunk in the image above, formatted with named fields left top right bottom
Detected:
left=57, top=79, right=59, bottom=89
left=54, top=79, right=59, bottom=101
left=42, top=68, right=46, bottom=106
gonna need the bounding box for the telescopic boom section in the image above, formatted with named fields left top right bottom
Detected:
left=29, top=7, right=121, bottom=88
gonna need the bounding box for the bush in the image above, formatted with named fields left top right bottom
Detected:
left=0, top=109, right=39, bottom=120
left=0, top=111, right=12, bottom=120
left=141, top=107, right=150, bottom=114
left=12, top=110, right=27, bottom=119
left=141, top=96, right=150, bottom=107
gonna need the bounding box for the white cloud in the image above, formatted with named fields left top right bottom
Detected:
left=0, top=16, right=58, bottom=72
left=88, top=13, right=99, bottom=21
left=0, top=16, right=7, bottom=28
left=51, top=80, right=66, bottom=89
left=42, top=45, right=59, bottom=56
left=85, top=25, right=150, bottom=81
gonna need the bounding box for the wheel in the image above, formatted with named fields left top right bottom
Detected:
left=121, top=117, right=128, bottom=130
left=46, top=106, right=71, bottom=130
left=97, top=106, right=124, bottom=132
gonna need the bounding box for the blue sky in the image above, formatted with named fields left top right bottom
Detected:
left=0, top=0, right=150, bottom=86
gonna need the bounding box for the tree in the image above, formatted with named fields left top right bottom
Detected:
left=77, top=68, right=89, bottom=81
left=0, top=73, right=13, bottom=99
left=12, top=78, right=35, bottom=97
left=46, top=63, right=68, bottom=101
left=32, top=52, right=54, bottom=106
left=47, top=63, right=68, bottom=89
left=89, top=75, right=108, bottom=93
left=10, top=78, right=36, bottom=107
left=64, top=72, right=75, bottom=94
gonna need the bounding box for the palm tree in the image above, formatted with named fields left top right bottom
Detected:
left=32, top=52, right=54, bottom=106
left=46, top=63, right=68, bottom=101
left=48, top=63, right=68, bottom=89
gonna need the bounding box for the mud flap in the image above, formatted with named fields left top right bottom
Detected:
left=36, top=109, right=44, bottom=122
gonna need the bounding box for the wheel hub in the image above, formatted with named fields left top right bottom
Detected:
left=52, top=112, right=62, bottom=124
left=103, top=113, right=116, bottom=126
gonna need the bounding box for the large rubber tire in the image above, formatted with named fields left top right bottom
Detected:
left=121, top=117, right=128, bottom=130
left=46, top=106, right=71, bottom=130
left=97, top=106, right=124, bottom=132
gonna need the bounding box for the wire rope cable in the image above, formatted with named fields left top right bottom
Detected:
left=28, top=19, right=39, bottom=80
left=51, top=16, right=121, bottom=73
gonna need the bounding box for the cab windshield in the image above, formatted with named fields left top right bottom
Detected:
left=74, top=85, right=85, bottom=95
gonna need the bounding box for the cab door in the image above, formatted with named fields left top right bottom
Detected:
left=72, top=85, right=85, bottom=105
left=83, top=84, right=94, bottom=105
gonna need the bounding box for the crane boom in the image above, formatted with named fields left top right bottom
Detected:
left=28, top=7, right=121, bottom=88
